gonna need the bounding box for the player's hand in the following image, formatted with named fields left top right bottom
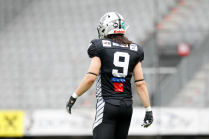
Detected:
left=141, top=111, right=153, bottom=128
left=66, top=96, right=77, bottom=114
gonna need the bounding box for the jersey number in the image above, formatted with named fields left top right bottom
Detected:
left=112, top=52, right=130, bottom=77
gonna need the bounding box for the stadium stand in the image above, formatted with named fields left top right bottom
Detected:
left=170, top=61, right=209, bottom=107
left=153, top=35, right=209, bottom=106
left=1, top=0, right=208, bottom=109
left=156, top=0, right=209, bottom=54
left=0, top=0, right=179, bottom=109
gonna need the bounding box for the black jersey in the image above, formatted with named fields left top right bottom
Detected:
left=88, top=39, right=144, bottom=107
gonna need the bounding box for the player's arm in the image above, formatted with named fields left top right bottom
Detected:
left=66, top=57, right=101, bottom=114
left=133, top=62, right=150, bottom=108
left=75, top=57, right=101, bottom=96
left=133, top=62, right=153, bottom=128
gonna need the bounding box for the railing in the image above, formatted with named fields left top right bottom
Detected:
left=153, top=35, right=209, bottom=106
left=141, top=35, right=157, bottom=67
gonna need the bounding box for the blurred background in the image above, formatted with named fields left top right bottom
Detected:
left=0, top=0, right=209, bottom=138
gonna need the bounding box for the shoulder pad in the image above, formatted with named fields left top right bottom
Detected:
left=91, top=39, right=101, bottom=44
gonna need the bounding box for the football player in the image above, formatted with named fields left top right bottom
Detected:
left=66, top=12, right=153, bottom=139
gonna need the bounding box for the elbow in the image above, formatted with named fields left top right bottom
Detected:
left=135, top=81, right=147, bottom=94
left=135, top=80, right=146, bottom=88
left=86, top=75, right=97, bottom=84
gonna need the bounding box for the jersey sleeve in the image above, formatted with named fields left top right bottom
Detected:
left=136, top=45, right=144, bottom=63
left=87, top=41, right=100, bottom=58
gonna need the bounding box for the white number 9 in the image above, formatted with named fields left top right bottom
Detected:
left=112, top=52, right=130, bottom=77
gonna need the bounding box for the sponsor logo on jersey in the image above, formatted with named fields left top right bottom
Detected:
left=130, top=44, right=138, bottom=51
left=120, top=44, right=127, bottom=47
left=102, top=40, right=111, bottom=47
left=111, top=77, right=126, bottom=83
left=114, top=83, right=124, bottom=92
left=113, top=42, right=120, bottom=46
left=113, top=42, right=127, bottom=47
left=114, top=30, right=125, bottom=33
left=122, top=23, right=125, bottom=29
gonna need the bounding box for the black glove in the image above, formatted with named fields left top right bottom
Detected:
left=141, top=111, right=153, bottom=128
left=66, top=96, right=77, bottom=114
